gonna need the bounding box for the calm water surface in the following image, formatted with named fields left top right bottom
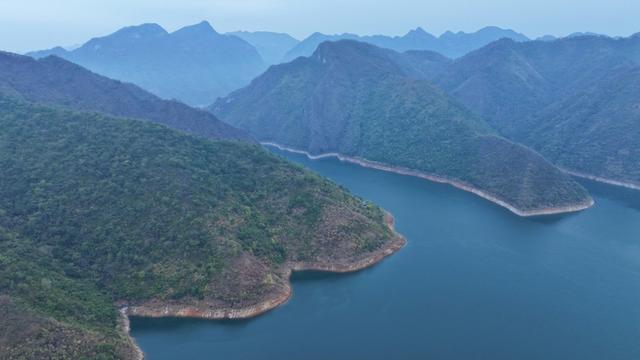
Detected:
left=132, top=148, right=640, bottom=359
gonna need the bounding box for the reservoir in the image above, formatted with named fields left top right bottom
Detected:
left=131, top=148, right=640, bottom=359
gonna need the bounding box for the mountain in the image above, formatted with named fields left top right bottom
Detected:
left=228, top=31, right=299, bottom=65
left=432, top=35, right=640, bottom=187
left=27, top=21, right=266, bottom=106
left=0, top=94, right=402, bottom=358
left=537, top=35, right=558, bottom=41
left=567, top=31, right=607, bottom=38
left=212, top=40, right=591, bottom=215
left=437, top=26, right=529, bottom=57
left=522, top=63, right=640, bottom=187
left=0, top=51, right=250, bottom=141
left=282, top=26, right=529, bottom=62
left=282, top=32, right=361, bottom=62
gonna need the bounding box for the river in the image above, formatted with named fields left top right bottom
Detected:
left=131, top=147, right=640, bottom=359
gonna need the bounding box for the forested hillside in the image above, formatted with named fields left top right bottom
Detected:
left=0, top=97, right=400, bottom=358
left=213, top=40, right=592, bottom=214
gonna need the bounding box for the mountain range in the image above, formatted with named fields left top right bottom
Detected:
left=28, top=21, right=267, bottom=106
left=25, top=23, right=533, bottom=107
left=212, top=40, right=592, bottom=215
left=282, top=26, right=529, bottom=62
left=430, top=34, right=640, bottom=188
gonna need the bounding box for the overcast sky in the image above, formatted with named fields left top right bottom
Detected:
left=1, top=0, right=638, bottom=53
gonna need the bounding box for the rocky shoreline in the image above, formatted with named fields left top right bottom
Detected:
left=262, top=142, right=595, bottom=217
left=119, top=308, right=145, bottom=360
left=120, top=212, right=405, bottom=358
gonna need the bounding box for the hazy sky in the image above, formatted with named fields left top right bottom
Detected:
left=1, top=0, right=638, bottom=53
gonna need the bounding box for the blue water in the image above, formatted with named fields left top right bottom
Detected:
left=131, top=149, right=640, bottom=359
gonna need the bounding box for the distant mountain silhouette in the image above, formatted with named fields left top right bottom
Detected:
left=28, top=21, right=266, bottom=106
left=0, top=51, right=250, bottom=141
left=228, top=31, right=299, bottom=65
left=566, top=31, right=607, bottom=38
left=213, top=40, right=591, bottom=214
left=536, top=35, right=558, bottom=41
left=282, top=26, right=529, bottom=62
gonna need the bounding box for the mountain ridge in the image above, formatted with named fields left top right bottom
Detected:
left=430, top=34, right=640, bottom=187
left=0, top=50, right=251, bottom=141
left=27, top=21, right=267, bottom=106
left=283, top=26, right=529, bottom=62
left=213, top=40, right=592, bottom=215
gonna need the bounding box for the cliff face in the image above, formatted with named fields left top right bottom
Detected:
left=212, top=40, right=592, bottom=215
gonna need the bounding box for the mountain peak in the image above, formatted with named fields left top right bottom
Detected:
left=478, top=26, right=502, bottom=32
left=115, top=23, right=167, bottom=37
left=80, top=23, right=167, bottom=50
left=172, top=20, right=218, bottom=37
left=406, top=27, right=435, bottom=39
left=311, top=40, right=403, bottom=75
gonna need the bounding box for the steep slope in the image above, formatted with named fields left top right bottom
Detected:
left=0, top=96, right=403, bottom=358
left=435, top=35, right=640, bottom=135
left=282, top=26, right=528, bottom=62
left=0, top=51, right=250, bottom=141
left=213, top=40, right=592, bottom=215
left=393, top=50, right=453, bottom=79
left=523, top=64, right=640, bottom=187
left=28, top=21, right=266, bottom=106
left=433, top=34, right=640, bottom=187
left=229, top=31, right=299, bottom=65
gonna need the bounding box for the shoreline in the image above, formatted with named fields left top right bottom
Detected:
left=121, top=212, right=405, bottom=358
left=262, top=142, right=595, bottom=217
left=563, top=169, right=640, bottom=191
left=119, top=308, right=145, bottom=360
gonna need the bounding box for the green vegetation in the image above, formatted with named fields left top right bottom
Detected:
left=432, top=35, right=640, bottom=187
left=212, top=40, right=591, bottom=212
left=0, top=97, right=396, bottom=358
left=0, top=50, right=250, bottom=141
left=522, top=65, right=640, bottom=186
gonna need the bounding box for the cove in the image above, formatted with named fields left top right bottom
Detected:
left=131, top=148, right=640, bottom=360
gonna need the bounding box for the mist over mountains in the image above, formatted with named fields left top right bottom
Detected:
left=28, top=21, right=266, bottom=107
left=228, top=31, right=300, bottom=65
left=25, top=22, right=543, bottom=106
left=282, top=26, right=529, bottom=61
left=26, top=20, right=621, bottom=109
